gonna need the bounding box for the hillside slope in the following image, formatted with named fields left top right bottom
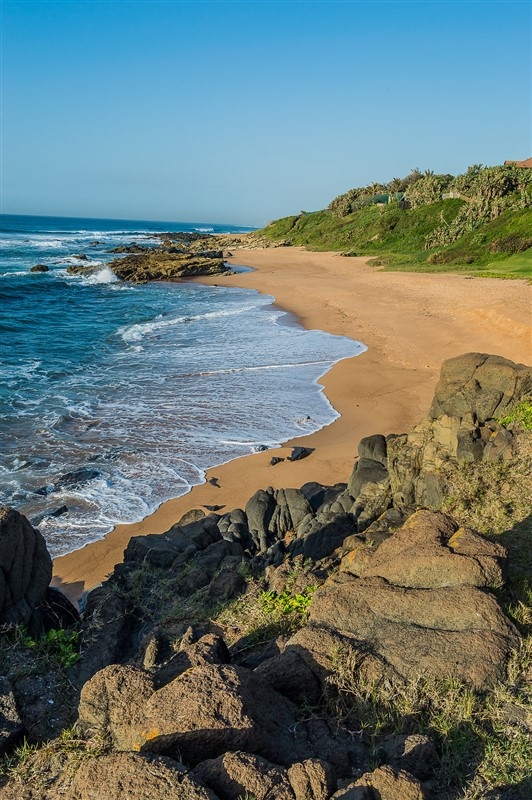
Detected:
left=259, top=164, right=532, bottom=278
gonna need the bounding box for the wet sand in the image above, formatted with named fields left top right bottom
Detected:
left=53, top=248, right=532, bottom=601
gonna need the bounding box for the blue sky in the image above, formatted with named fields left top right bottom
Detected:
left=1, top=0, right=530, bottom=226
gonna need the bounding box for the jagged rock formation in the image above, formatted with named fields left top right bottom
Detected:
left=67, top=250, right=231, bottom=283
left=388, top=352, right=532, bottom=509
left=108, top=250, right=230, bottom=282
left=0, top=352, right=530, bottom=799
left=0, top=506, right=52, bottom=633
left=65, top=230, right=291, bottom=283
left=310, top=511, right=518, bottom=689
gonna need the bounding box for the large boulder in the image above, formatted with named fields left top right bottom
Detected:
left=385, top=353, right=532, bottom=509
left=124, top=515, right=221, bottom=569
left=68, top=752, right=218, bottom=800
left=245, top=487, right=315, bottom=554
left=73, top=583, right=140, bottom=687
left=332, top=765, right=426, bottom=800
left=255, top=625, right=386, bottom=704
left=429, top=353, right=532, bottom=424
left=348, top=458, right=389, bottom=501
left=78, top=665, right=155, bottom=750
left=309, top=511, right=519, bottom=689
left=194, top=751, right=335, bottom=800
left=310, top=573, right=518, bottom=689
left=340, top=510, right=507, bottom=588
left=245, top=488, right=278, bottom=552
left=78, top=663, right=311, bottom=766
left=154, top=633, right=231, bottom=689
left=0, top=506, right=52, bottom=633
left=288, top=513, right=357, bottom=561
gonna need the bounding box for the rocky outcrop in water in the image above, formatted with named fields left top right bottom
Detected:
left=68, top=251, right=231, bottom=283
left=66, top=230, right=288, bottom=283
left=1, top=353, right=530, bottom=799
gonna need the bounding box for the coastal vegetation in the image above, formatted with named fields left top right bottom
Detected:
left=258, top=163, right=532, bottom=278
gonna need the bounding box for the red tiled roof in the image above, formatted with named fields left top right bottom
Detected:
left=504, top=158, right=532, bottom=168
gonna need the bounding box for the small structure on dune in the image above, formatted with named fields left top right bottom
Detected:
left=504, top=157, right=532, bottom=168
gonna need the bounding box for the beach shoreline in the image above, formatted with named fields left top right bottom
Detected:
left=52, top=247, right=532, bottom=601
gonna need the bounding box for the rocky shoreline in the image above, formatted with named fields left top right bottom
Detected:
left=1, top=353, right=531, bottom=799
left=66, top=231, right=283, bottom=283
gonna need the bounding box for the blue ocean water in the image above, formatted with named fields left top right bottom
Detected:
left=0, top=214, right=366, bottom=557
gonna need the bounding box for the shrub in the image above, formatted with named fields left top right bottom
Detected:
left=489, top=236, right=532, bottom=254
left=1, top=626, right=79, bottom=672
left=498, top=399, right=532, bottom=430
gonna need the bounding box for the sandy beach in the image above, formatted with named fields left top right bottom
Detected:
left=53, top=248, right=532, bottom=601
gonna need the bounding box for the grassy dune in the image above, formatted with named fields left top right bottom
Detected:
left=260, top=200, right=532, bottom=279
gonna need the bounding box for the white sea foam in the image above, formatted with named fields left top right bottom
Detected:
left=194, top=227, right=214, bottom=232
left=81, top=267, right=118, bottom=285
left=28, top=238, right=65, bottom=248
left=2, top=217, right=367, bottom=558
left=0, top=238, right=25, bottom=247
left=118, top=305, right=255, bottom=343
left=195, top=359, right=335, bottom=377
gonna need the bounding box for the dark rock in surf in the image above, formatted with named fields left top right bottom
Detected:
left=30, top=264, right=49, bottom=273
left=66, top=263, right=110, bottom=277
left=35, top=468, right=101, bottom=495
left=108, top=250, right=230, bottom=283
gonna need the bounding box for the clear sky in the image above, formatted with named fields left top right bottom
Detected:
left=1, top=0, right=530, bottom=226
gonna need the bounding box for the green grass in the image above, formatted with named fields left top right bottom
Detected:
left=498, top=399, right=532, bottom=430
left=260, top=204, right=532, bottom=278
left=0, top=725, right=108, bottom=790
left=214, top=580, right=317, bottom=652
left=484, top=249, right=532, bottom=278
left=0, top=625, right=80, bottom=676
left=325, top=639, right=532, bottom=797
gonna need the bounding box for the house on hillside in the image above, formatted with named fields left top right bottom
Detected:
left=504, top=157, right=532, bottom=168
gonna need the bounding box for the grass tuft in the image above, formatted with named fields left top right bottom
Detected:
left=325, top=638, right=532, bottom=796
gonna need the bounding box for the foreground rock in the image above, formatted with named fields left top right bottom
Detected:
left=195, top=751, right=335, bottom=800
left=78, top=663, right=313, bottom=766
left=332, top=765, right=426, bottom=799
left=0, top=677, right=23, bottom=755
left=387, top=353, right=532, bottom=509
left=308, top=510, right=518, bottom=689
left=0, top=352, right=529, bottom=798
left=0, top=506, right=52, bottom=633
left=68, top=752, right=217, bottom=800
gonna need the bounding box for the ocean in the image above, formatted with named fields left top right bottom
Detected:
left=0, top=214, right=366, bottom=557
